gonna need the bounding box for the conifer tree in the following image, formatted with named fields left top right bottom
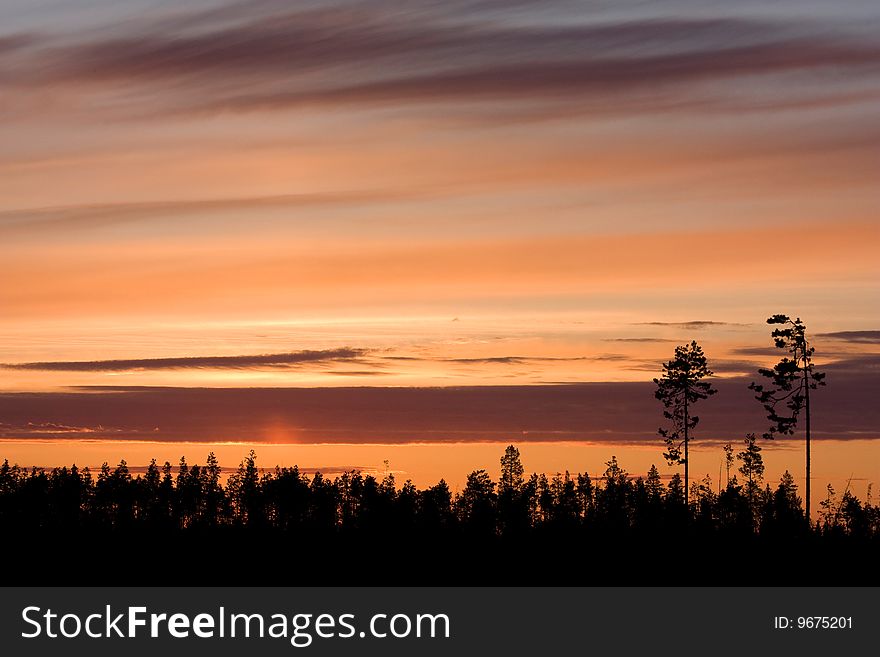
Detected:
left=750, top=315, right=825, bottom=522
left=654, top=341, right=717, bottom=506
left=737, top=433, right=765, bottom=507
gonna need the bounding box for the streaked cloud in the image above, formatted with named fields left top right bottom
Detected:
left=442, top=355, right=624, bottom=364
left=0, top=189, right=431, bottom=235
left=0, top=33, right=36, bottom=54
left=3, top=348, right=367, bottom=372
left=199, top=37, right=880, bottom=118
left=1, top=349, right=631, bottom=375
left=603, top=338, right=677, bottom=343
left=816, top=330, right=880, bottom=344
left=2, top=4, right=879, bottom=120
left=635, top=321, right=746, bottom=329
left=730, top=346, right=790, bottom=357
left=822, top=354, right=880, bottom=375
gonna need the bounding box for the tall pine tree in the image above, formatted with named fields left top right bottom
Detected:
left=654, top=341, right=717, bottom=507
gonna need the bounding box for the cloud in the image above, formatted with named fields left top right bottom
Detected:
left=18, top=14, right=781, bottom=85
left=2, top=348, right=367, bottom=372
left=624, top=357, right=768, bottom=376
left=446, top=357, right=531, bottom=365
left=730, top=346, right=880, bottom=367
left=3, top=349, right=625, bottom=373
left=0, top=189, right=430, bottom=235
left=726, top=352, right=880, bottom=377
left=382, top=354, right=625, bottom=366
left=822, top=354, right=880, bottom=376
left=1, top=374, right=877, bottom=443
left=730, top=346, right=788, bottom=357
left=205, top=38, right=880, bottom=117
left=636, top=321, right=742, bottom=329
left=0, top=33, right=37, bottom=55
left=20, top=422, right=106, bottom=434
left=445, top=356, right=590, bottom=365
left=706, top=360, right=766, bottom=375
left=326, top=370, right=391, bottom=376
left=5, top=4, right=880, bottom=120
left=816, top=330, right=880, bottom=344
left=603, top=338, right=677, bottom=343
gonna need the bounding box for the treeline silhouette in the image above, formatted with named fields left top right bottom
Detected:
left=2, top=446, right=877, bottom=585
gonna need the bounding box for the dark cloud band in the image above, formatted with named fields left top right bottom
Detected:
left=3, top=348, right=367, bottom=372
left=816, top=330, right=880, bottom=344
left=1, top=373, right=877, bottom=443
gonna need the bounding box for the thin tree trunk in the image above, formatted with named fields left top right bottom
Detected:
left=684, top=391, right=689, bottom=509
left=805, top=373, right=811, bottom=525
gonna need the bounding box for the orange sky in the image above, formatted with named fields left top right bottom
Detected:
left=0, top=0, right=878, bottom=481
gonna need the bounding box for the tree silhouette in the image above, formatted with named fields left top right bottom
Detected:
left=419, top=479, right=453, bottom=531
left=722, top=442, right=734, bottom=488
left=818, top=484, right=838, bottom=529
left=737, top=433, right=764, bottom=509
left=646, top=465, right=663, bottom=500
left=597, top=456, right=629, bottom=531
left=575, top=471, right=594, bottom=520
left=498, top=445, right=528, bottom=535
left=456, top=469, right=496, bottom=535
left=654, top=341, right=717, bottom=506
left=204, top=451, right=223, bottom=526
left=549, top=471, right=579, bottom=528
left=499, top=445, right=524, bottom=493
left=227, top=450, right=261, bottom=526
left=766, top=470, right=804, bottom=535
left=749, top=315, right=825, bottom=522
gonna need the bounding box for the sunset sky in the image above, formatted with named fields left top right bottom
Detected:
left=1, top=0, right=879, bottom=497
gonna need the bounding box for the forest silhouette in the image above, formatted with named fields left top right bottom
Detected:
left=2, top=314, right=877, bottom=584
left=1, top=443, right=877, bottom=584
